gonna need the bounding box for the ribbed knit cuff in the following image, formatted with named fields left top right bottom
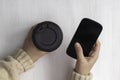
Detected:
left=71, top=71, right=93, bottom=80
left=13, top=49, right=34, bottom=72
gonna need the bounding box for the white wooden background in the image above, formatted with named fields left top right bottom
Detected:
left=0, top=0, right=119, bottom=80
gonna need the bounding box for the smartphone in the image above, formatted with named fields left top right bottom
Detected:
left=66, top=18, right=103, bottom=59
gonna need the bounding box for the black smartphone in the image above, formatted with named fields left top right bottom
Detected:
left=66, top=18, right=103, bottom=59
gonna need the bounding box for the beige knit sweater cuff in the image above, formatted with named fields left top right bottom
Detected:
left=12, top=49, right=34, bottom=73
left=71, top=71, right=93, bottom=80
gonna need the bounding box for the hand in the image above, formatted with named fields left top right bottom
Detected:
left=22, top=27, right=47, bottom=62
left=74, top=40, right=100, bottom=75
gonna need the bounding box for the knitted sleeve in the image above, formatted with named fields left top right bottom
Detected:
left=71, top=70, right=93, bottom=80
left=0, top=49, right=34, bottom=80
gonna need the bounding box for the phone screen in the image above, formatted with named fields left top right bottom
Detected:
left=66, top=18, right=103, bottom=59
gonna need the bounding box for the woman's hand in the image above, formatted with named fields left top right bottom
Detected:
left=74, top=40, right=101, bottom=75
left=22, top=27, right=47, bottom=62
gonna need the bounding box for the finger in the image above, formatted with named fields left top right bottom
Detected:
left=74, top=42, right=84, bottom=60
left=91, top=40, right=101, bottom=58
left=89, top=44, right=96, bottom=57
left=94, top=40, right=101, bottom=53
left=28, top=26, right=35, bottom=38
left=26, top=26, right=35, bottom=40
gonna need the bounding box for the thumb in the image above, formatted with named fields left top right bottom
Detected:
left=28, top=26, right=35, bottom=38
left=26, top=26, right=35, bottom=40
left=74, top=42, right=84, bottom=60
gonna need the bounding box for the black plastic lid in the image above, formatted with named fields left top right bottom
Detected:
left=32, top=21, right=63, bottom=52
